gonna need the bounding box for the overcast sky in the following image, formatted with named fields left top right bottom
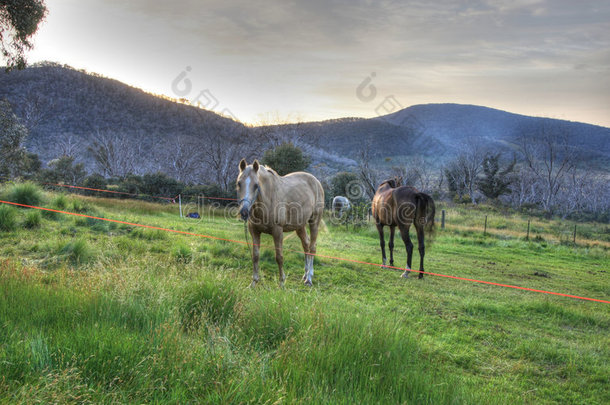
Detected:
left=28, top=0, right=610, bottom=127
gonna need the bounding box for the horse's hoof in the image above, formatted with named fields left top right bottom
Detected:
left=401, top=271, right=410, bottom=278
left=304, top=280, right=312, bottom=286
left=249, top=281, right=258, bottom=288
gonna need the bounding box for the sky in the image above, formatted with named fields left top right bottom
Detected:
left=27, top=0, right=610, bottom=127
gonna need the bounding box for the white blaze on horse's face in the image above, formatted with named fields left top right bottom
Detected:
left=237, top=158, right=260, bottom=221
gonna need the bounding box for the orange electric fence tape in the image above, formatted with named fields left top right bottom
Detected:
left=0, top=199, right=608, bottom=304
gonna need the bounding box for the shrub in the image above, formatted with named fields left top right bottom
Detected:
left=0, top=204, right=17, bottom=231
left=3, top=182, right=43, bottom=206
left=82, top=174, right=107, bottom=196
left=261, top=142, right=311, bottom=176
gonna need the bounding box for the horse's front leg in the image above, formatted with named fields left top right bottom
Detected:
left=272, top=226, right=285, bottom=288
left=249, top=226, right=261, bottom=288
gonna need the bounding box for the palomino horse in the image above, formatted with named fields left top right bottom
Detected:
left=236, top=159, right=324, bottom=287
left=371, top=178, right=435, bottom=278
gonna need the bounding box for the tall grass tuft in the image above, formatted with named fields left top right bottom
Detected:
left=51, top=194, right=68, bottom=210
left=172, top=243, right=192, bottom=263
left=23, top=210, right=42, bottom=229
left=58, top=239, right=95, bottom=265
left=179, top=279, right=238, bottom=331
left=3, top=182, right=44, bottom=206
left=234, top=292, right=299, bottom=349
left=0, top=204, right=17, bottom=231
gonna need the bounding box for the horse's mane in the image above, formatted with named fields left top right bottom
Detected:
left=379, top=178, right=401, bottom=188
left=260, top=165, right=278, bottom=176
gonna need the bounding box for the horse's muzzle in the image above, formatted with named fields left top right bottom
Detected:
left=239, top=206, right=250, bottom=221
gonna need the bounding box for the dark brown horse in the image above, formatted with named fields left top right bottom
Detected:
left=371, top=178, right=435, bottom=278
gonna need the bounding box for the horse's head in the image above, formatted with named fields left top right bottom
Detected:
left=236, top=158, right=261, bottom=221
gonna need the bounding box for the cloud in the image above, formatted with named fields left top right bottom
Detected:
left=30, top=0, right=610, bottom=126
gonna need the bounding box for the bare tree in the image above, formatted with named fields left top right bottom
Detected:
left=517, top=123, right=577, bottom=213
left=457, top=137, right=487, bottom=204
left=56, top=133, right=82, bottom=157
left=556, top=171, right=610, bottom=217
left=357, top=146, right=381, bottom=199
left=0, top=99, right=27, bottom=177
left=160, top=134, right=204, bottom=183
left=443, top=137, right=487, bottom=203
left=202, top=123, right=255, bottom=190
left=87, top=130, right=136, bottom=177
left=507, top=167, right=540, bottom=208
left=404, top=156, right=434, bottom=192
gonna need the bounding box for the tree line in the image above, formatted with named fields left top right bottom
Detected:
left=1, top=97, right=608, bottom=221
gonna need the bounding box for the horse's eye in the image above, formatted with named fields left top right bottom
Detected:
left=237, top=182, right=241, bottom=189
left=253, top=184, right=258, bottom=190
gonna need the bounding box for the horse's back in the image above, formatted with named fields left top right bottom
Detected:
left=276, top=172, right=324, bottom=228
left=282, top=172, right=324, bottom=203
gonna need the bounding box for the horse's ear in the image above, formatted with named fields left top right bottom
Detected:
left=252, top=160, right=260, bottom=173
left=239, top=158, right=247, bottom=172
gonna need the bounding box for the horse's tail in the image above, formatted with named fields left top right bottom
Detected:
left=416, top=192, right=436, bottom=241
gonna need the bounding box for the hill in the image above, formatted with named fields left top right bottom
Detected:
left=0, top=63, right=247, bottom=181
left=1, top=64, right=609, bottom=178
left=296, top=104, right=610, bottom=168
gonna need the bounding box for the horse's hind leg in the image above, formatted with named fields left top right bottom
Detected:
left=296, top=227, right=310, bottom=283
left=415, top=224, right=425, bottom=279
left=376, top=223, right=387, bottom=266
left=305, top=218, right=320, bottom=286
left=389, top=225, right=396, bottom=267
left=398, top=223, right=414, bottom=278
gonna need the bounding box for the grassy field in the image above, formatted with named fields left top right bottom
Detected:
left=0, top=183, right=608, bottom=404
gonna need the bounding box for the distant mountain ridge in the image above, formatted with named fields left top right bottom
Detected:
left=300, top=104, right=610, bottom=168
left=1, top=64, right=608, bottom=176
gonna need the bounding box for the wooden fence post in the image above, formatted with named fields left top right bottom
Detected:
left=573, top=224, right=576, bottom=244
left=526, top=219, right=530, bottom=240
left=484, top=215, right=488, bottom=236
left=441, top=209, right=446, bottom=229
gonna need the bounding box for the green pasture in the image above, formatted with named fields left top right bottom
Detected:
left=0, top=183, right=608, bottom=404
